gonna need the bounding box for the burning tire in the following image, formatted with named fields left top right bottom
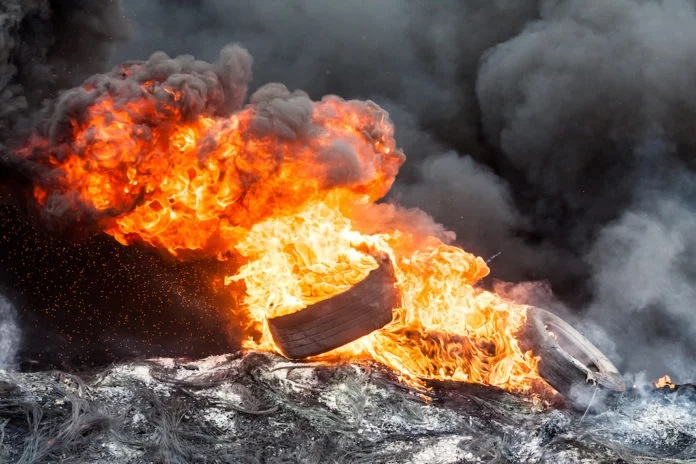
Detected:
left=521, top=306, right=625, bottom=410
left=268, top=256, right=398, bottom=359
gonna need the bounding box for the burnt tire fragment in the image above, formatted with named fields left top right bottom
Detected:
left=268, top=256, right=397, bottom=359
left=520, top=306, right=624, bottom=411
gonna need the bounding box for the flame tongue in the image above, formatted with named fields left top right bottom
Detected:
left=228, top=198, right=380, bottom=320
left=18, top=46, right=548, bottom=396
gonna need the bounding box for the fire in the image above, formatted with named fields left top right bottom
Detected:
left=228, top=198, right=380, bottom=321
left=235, top=198, right=541, bottom=390
left=19, top=62, right=548, bottom=396
left=655, top=375, right=676, bottom=389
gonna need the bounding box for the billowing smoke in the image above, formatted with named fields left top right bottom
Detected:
left=475, top=0, right=696, bottom=379
left=0, top=0, right=128, bottom=150
left=477, top=0, right=696, bottom=252
left=1, top=0, right=696, bottom=381
left=585, top=191, right=696, bottom=380
left=0, top=293, right=21, bottom=369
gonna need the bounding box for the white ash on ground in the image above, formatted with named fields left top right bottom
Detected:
left=0, top=352, right=694, bottom=463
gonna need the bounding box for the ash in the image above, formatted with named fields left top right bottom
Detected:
left=0, top=353, right=694, bottom=463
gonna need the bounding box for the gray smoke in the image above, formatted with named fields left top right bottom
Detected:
left=477, top=0, right=696, bottom=247
left=585, top=187, right=696, bottom=380
left=390, top=152, right=571, bottom=280
left=0, top=293, right=21, bottom=369
left=475, top=0, right=696, bottom=380
left=250, top=83, right=313, bottom=138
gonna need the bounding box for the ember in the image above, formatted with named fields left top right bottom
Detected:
left=655, top=375, right=676, bottom=390
left=19, top=45, right=548, bottom=397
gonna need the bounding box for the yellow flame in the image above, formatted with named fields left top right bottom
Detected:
left=655, top=375, right=675, bottom=389
left=234, top=196, right=544, bottom=393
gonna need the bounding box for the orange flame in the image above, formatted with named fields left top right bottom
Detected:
left=20, top=76, right=550, bottom=396
left=235, top=198, right=542, bottom=391
left=655, top=375, right=675, bottom=389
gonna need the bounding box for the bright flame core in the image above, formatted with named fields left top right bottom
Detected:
left=20, top=74, right=548, bottom=395
left=235, top=197, right=541, bottom=390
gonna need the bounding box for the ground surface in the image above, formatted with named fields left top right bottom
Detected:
left=1, top=352, right=695, bottom=463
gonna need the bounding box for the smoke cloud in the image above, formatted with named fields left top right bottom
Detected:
left=0, top=0, right=128, bottom=149
left=475, top=0, right=696, bottom=379
left=0, top=293, right=21, bottom=369
left=586, top=189, right=696, bottom=380
left=477, top=0, right=696, bottom=247
left=1, top=0, right=696, bottom=381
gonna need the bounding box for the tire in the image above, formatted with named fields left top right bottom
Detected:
left=519, top=306, right=624, bottom=411
left=268, top=255, right=398, bottom=359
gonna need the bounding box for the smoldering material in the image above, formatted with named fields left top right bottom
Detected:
left=2, top=353, right=695, bottom=463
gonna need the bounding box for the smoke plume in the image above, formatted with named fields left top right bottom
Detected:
left=0, top=293, right=21, bottom=369
left=476, top=0, right=696, bottom=379
left=585, top=190, right=696, bottom=380
left=0, top=0, right=128, bottom=149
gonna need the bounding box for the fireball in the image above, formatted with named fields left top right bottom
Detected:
left=18, top=45, right=547, bottom=395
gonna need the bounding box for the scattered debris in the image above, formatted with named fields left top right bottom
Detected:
left=1, top=352, right=694, bottom=463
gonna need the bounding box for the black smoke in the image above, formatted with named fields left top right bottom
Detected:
left=0, top=0, right=128, bottom=147
left=2, top=0, right=696, bottom=381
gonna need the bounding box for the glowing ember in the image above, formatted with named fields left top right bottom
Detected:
left=655, top=375, right=676, bottom=389
left=18, top=55, right=549, bottom=396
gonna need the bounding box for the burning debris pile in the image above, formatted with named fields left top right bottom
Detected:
left=2, top=0, right=696, bottom=461
left=11, top=43, right=552, bottom=396
left=1, top=353, right=695, bottom=463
